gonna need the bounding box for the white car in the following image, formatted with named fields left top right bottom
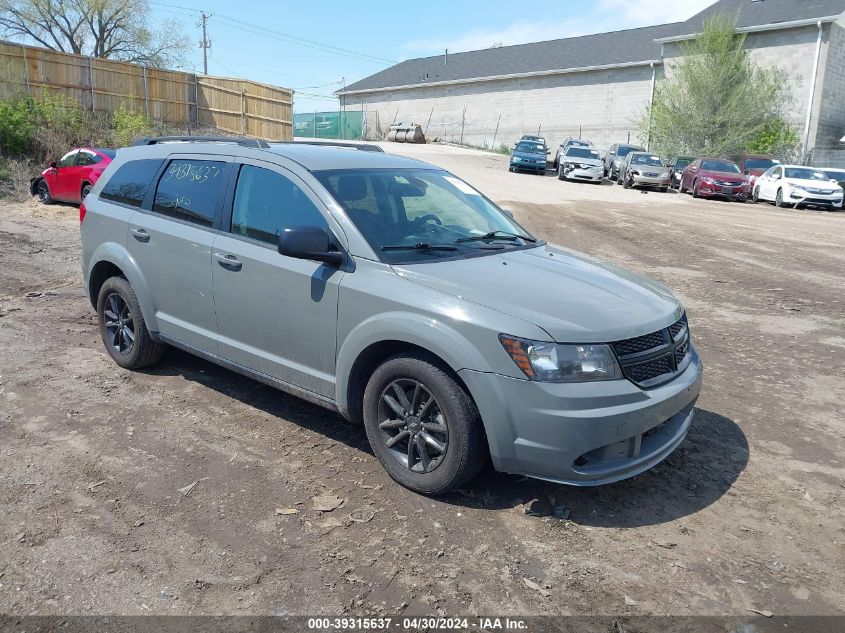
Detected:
left=557, top=146, right=604, bottom=182
left=753, top=164, right=844, bottom=210
left=553, top=138, right=593, bottom=169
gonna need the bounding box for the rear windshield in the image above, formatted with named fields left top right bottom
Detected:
left=744, top=157, right=778, bottom=170
left=617, top=146, right=641, bottom=158
left=701, top=160, right=741, bottom=173
left=822, top=169, right=845, bottom=181
left=95, top=148, right=117, bottom=159
left=784, top=167, right=829, bottom=181
left=565, top=147, right=600, bottom=159
left=515, top=141, right=545, bottom=154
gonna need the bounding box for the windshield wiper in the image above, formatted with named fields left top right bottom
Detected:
left=381, top=242, right=458, bottom=252
left=455, top=230, right=537, bottom=244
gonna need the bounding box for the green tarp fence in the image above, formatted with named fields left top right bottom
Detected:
left=293, top=110, right=363, bottom=140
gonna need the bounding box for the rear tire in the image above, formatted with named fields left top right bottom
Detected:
left=81, top=182, right=92, bottom=200
left=97, top=276, right=165, bottom=370
left=363, top=352, right=487, bottom=495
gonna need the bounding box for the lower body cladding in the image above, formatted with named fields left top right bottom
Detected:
left=563, top=166, right=603, bottom=182
left=459, top=348, right=702, bottom=485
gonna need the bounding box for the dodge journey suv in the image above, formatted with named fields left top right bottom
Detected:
left=81, top=136, right=703, bottom=495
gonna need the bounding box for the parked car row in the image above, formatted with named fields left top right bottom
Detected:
left=508, top=134, right=844, bottom=210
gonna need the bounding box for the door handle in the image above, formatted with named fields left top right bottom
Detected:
left=214, top=252, right=242, bottom=271
left=131, top=228, right=150, bottom=242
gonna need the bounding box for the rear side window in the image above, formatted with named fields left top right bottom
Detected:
left=153, top=159, right=227, bottom=227
left=100, top=159, right=163, bottom=208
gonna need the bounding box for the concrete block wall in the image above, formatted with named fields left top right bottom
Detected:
left=342, top=65, right=656, bottom=153
left=816, top=21, right=845, bottom=149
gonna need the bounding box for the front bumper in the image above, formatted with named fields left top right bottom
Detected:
left=511, top=160, right=546, bottom=173
left=631, top=174, right=670, bottom=188
left=460, top=347, right=703, bottom=485
left=697, top=182, right=749, bottom=199
left=563, top=165, right=603, bottom=181
left=788, top=190, right=843, bottom=208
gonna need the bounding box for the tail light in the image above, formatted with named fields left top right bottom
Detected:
left=79, top=202, right=87, bottom=224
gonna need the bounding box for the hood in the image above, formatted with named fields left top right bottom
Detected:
left=392, top=244, right=682, bottom=343
left=564, top=156, right=602, bottom=167
left=699, top=169, right=745, bottom=182
left=512, top=150, right=546, bottom=160
left=787, top=177, right=843, bottom=190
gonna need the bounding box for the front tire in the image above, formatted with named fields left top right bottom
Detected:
left=752, top=186, right=760, bottom=203
left=363, top=353, right=487, bottom=495
left=557, top=164, right=566, bottom=181
left=81, top=182, right=92, bottom=200
left=36, top=179, right=54, bottom=205
left=692, top=181, right=700, bottom=198
left=775, top=188, right=790, bottom=208
left=97, top=276, right=165, bottom=369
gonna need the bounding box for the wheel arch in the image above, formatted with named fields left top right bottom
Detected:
left=86, top=243, right=159, bottom=332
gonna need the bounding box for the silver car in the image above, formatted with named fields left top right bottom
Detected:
left=618, top=152, right=671, bottom=191
left=553, top=138, right=593, bottom=169
left=557, top=146, right=604, bottom=182
left=81, top=136, right=702, bottom=495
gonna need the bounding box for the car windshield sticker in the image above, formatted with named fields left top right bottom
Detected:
left=444, top=176, right=480, bottom=196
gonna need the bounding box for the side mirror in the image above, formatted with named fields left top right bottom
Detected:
left=278, top=226, right=343, bottom=266
left=50, top=161, right=57, bottom=169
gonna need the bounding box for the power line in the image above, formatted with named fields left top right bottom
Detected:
left=149, top=1, right=396, bottom=64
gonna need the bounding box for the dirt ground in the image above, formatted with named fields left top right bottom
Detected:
left=1, top=144, right=843, bottom=618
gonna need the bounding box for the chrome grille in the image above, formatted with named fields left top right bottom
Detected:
left=612, top=314, right=691, bottom=388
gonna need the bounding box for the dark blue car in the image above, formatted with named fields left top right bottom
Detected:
left=509, top=140, right=548, bottom=174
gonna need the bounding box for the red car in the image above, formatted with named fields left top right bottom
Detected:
left=31, top=147, right=116, bottom=205
left=735, top=154, right=780, bottom=191
left=679, top=158, right=750, bottom=201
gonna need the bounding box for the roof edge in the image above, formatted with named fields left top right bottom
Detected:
left=337, top=59, right=661, bottom=96
left=654, top=15, right=840, bottom=43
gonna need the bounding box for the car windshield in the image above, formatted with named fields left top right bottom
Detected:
left=315, top=168, right=537, bottom=263
left=675, top=158, right=692, bottom=169
left=701, top=160, right=741, bottom=173
left=617, top=146, right=640, bottom=158
left=744, top=158, right=778, bottom=170
left=566, top=147, right=600, bottom=159
left=631, top=154, right=663, bottom=166
left=784, top=167, right=829, bottom=181
left=94, top=148, right=116, bottom=159
left=515, top=141, right=545, bottom=154
left=821, top=169, right=845, bottom=181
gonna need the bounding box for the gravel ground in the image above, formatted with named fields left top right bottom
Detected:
left=0, top=143, right=843, bottom=617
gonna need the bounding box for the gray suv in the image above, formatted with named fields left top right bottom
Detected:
left=604, top=143, right=645, bottom=181
left=81, top=136, right=703, bottom=495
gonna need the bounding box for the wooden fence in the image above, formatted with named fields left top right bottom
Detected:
left=0, top=40, right=292, bottom=141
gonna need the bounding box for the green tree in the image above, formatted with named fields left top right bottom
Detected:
left=0, top=0, right=191, bottom=68
left=639, top=14, right=799, bottom=159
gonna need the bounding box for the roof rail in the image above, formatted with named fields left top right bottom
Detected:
left=276, top=140, right=385, bottom=153
left=131, top=136, right=271, bottom=149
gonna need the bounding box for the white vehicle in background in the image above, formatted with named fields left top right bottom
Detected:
left=753, top=164, right=844, bottom=210
left=820, top=168, right=845, bottom=208
left=553, top=138, right=593, bottom=169
left=558, top=146, right=604, bottom=182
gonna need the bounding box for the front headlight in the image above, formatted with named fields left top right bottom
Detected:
left=701, top=176, right=716, bottom=184
left=499, top=335, right=623, bottom=383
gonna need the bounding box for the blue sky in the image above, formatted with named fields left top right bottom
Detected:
left=148, top=0, right=713, bottom=112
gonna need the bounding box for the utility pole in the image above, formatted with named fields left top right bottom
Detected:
left=198, top=12, right=211, bottom=75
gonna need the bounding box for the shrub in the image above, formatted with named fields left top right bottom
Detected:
left=0, top=156, right=37, bottom=201
left=0, top=96, right=35, bottom=155
left=113, top=103, right=155, bottom=147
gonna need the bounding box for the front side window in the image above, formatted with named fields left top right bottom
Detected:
left=100, top=159, right=163, bottom=208
left=316, top=168, right=536, bottom=263
left=58, top=151, right=78, bottom=167
left=153, top=159, right=227, bottom=227
left=231, top=165, right=327, bottom=245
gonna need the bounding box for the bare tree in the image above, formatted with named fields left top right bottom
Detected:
left=0, top=0, right=191, bottom=68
